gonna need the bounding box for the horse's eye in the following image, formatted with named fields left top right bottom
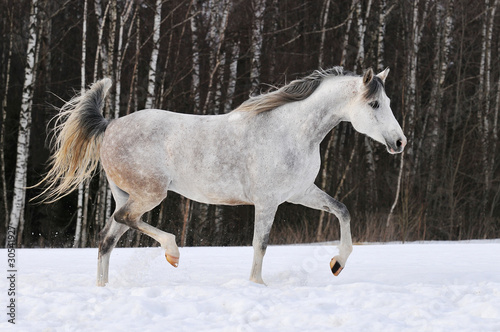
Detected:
left=369, top=101, right=380, bottom=109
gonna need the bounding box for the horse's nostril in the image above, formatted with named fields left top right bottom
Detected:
left=396, top=139, right=403, bottom=148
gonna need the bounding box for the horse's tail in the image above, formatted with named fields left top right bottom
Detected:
left=33, top=78, right=112, bottom=203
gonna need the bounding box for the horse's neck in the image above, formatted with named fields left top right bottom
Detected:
left=280, top=77, right=356, bottom=144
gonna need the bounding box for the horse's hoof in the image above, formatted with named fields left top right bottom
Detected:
left=330, top=258, right=343, bottom=276
left=166, top=253, right=179, bottom=268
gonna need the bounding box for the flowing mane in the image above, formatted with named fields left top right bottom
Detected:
left=234, top=66, right=352, bottom=114
left=234, top=66, right=385, bottom=114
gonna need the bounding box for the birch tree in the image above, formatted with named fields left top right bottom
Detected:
left=190, top=0, right=201, bottom=113
left=224, top=41, right=240, bottom=113
left=8, top=0, right=38, bottom=246
left=478, top=0, right=498, bottom=215
left=340, top=0, right=356, bottom=67
left=376, top=0, right=395, bottom=72
left=424, top=0, right=454, bottom=199
left=353, top=0, right=373, bottom=72
left=318, top=0, right=331, bottom=68
left=145, top=0, right=162, bottom=109
left=1, top=9, right=14, bottom=232
left=74, top=0, right=88, bottom=248
left=202, top=0, right=232, bottom=115
left=250, top=0, right=266, bottom=92
left=404, top=0, right=430, bottom=166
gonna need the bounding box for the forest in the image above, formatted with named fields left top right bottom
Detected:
left=1, top=0, right=499, bottom=248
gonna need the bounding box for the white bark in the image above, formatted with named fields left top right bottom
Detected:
left=340, top=0, right=356, bottom=67
left=318, top=0, right=331, bottom=67
left=425, top=0, right=454, bottom=198
left=478, top=0, right=498, bottom=213
left=376, top=0, right=395, bottom=71
left=250, top=0, right=266, bottom=92
left=202, top=0, right=231, bottom=114
left=145, top=0, right=162, bottom=109
left=93, top=0, right=110, bottom=81
left=1, top=14, right=14, bottom=230
left=74, top=0, right=88, bottom=248
left=8, top=0, right=38, bottom=243
left=224, top=41, right=240, bottom=113
left=405, top=0, right=430, bottom=165
left=353, top=0, right=373, bottom=72
left=190, top=1, right=201, bottom=113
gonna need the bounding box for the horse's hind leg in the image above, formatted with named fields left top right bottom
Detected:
left=97, top=180, right=129, bottom=286
left=288, top=184, right=353, bottom=276
left=114, top=194, right=180, bottom=268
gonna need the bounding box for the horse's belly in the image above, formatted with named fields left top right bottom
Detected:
left=169, top=181, right=252, bottom=206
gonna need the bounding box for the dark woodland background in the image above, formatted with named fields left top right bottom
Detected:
left=1, top=0, right=499, bottom=248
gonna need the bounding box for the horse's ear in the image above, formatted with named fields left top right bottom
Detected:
left=363, top=68, right=374, bottom=85
left=377, top=67, right=390, bottom=83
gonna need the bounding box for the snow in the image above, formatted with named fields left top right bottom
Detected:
left=2, top=241, right=500, bottom=331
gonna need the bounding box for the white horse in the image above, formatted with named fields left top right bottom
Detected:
left=37, top=67, right=406, bottom=286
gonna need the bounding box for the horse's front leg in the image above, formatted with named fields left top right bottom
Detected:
left=288, top=184, right=352, bottom=276
left=250, top=205, right=278, bottom=285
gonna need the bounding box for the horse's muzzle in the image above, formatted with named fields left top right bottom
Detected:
left=386, top=135, right=407, bottom=154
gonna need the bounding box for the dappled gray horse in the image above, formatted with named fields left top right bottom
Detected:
left=38, top=67, right=406, bottom=286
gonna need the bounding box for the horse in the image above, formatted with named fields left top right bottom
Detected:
left=37, top=66, right=406, bottom=286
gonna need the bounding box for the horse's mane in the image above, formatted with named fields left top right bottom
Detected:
left=234, top=66, right=355, bottom=114
left=234, top=66, right=385, bottom=114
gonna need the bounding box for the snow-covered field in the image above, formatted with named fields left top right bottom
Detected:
left=2, top=241, right=500, bottom=331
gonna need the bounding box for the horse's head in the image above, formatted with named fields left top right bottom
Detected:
left=348, top=68, right=406, bottom=154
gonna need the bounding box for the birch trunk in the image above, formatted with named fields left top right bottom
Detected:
left=318, top=0, right=331, bottom=68
left=202, top=0, right=231, bottom=115
left=8, top=0, right=38, bottom=246
left=478, top=0, right=498, bottom=213
left=190, top=1, right=201, bottom=113
left=93, top=0, right=110, bottom=81
left=404, top=0, right=430, bottom=170
left=145, top=0, right=162, bottom=109
left=224, top=41, right=240, bottom=113
left=127, top=13, right=140, bottom=115
left=74, top=0, right=88, bottom=248
left=268, top=0, right=279, bottom=78
left=425, top=0, right=453, bottom=199
left=340, top=0, right=356, bottom=67
left=1, top=12, right=14, bottom=232
left=377, top=0, right=395, bottom=71
left=250, top=0, right=266, bottom=92
left=353, top=0, right=373, bottom=72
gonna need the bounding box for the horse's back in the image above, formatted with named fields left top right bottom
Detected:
left=100, top=109, right=251, bottom=204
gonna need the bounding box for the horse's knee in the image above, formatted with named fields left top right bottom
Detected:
left=99, top=219, right=128, bottom=257
left=338, top=204, right=350, bottom=224
left=253, top=233, right=270, bottom=253
left=99, top=234, right=116, bottom=257
left=329, top=199, right=350, bottom=224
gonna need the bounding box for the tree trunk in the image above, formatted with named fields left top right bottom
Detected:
left=340, top=0, right=356, bottom=67
left=353, top=0, right=373, bottom=72
left=145, top=0, right=162, bottom=109
left=1, top=11, right=14, bottom=234
left=201, top=0, right=232, bottom=115
left=74, top=0, right=88, bottom=248
left=318, top=0, right=331, bottom=68
left=424, top=0, right=454, bottom=200
left=224, top=41, right=240, bottom=113
left=376, top=0, right=395, bottom=71
left=250, top=0, right=266, bottom=92
left=478, top=0, right=498, bottom=216
left=127, top=13, right=140, bottom=115
left=190, top=1, right=201, bottom=113
left=8, top=0, right=38, bottom=246
left=93, top=0, right=110, bottom=81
